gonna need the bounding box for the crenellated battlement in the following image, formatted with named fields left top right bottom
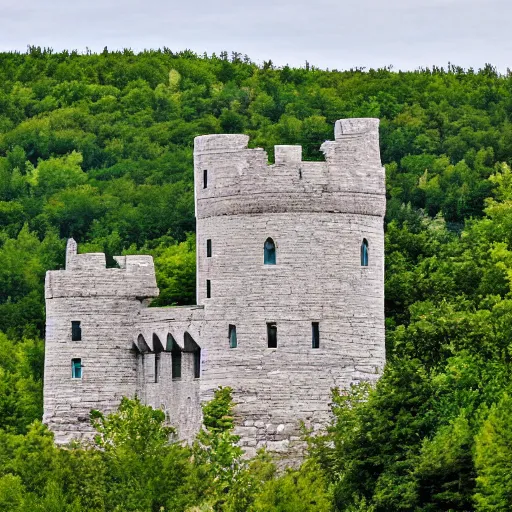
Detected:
left=194, top=118, right=384, bottom=219
left=45, top=239, right=159, bottom=299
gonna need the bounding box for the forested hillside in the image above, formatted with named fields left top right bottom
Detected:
left=2, top=48, right=512, bottom=510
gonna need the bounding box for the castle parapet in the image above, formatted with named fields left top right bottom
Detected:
left=194, top=134, right=250, bottom=154
left=194, top=118, right=385, bottom=220
left=321, top=118, right=382, bottom=190
left=46, top=242, right=159, bottom=300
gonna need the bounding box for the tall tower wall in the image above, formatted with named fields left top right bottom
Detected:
left=194, top=118, right=385, bottom=455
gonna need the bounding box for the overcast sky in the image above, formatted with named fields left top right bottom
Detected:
left=1, top=0, right=510, bottom=72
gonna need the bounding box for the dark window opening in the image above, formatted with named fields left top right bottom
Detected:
left=155, top=353, right=160, bottom=383
left=264, top=238, right=276, bottom=265
left=361, top=238, right=369, bottom=267
left=312, top=322, right=320, bottom=349
left=71, top=321, right=81, bottom=341
left=172, top=351, right=182, bottom=379
left=203, top=169, right=208, bottom=188
left=207, top=239, right=212, bottom=257
left=194, top=348, right=201, bottom=378
left=229, top=324, right=237, bottom=348
left=168, top=335, right=182, bottom=379
left=206, top=279, right=211, bottom=298
left=184, top=332, right=201, bottom=379
left=267, top=322, right=277, bottom=348
left=172, top=349, right=182, bottom=380
left=71, top=358, right=82, bottom=379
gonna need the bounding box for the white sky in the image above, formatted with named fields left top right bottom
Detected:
left=1, top=0, right=510, bottom=72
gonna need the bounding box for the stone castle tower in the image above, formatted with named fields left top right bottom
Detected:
left=43, top=118, right=386, bottom=455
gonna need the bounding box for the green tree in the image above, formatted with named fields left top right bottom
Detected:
left=474, top=394, right=512, bottom=511
left=28, top=151, right=86, bottom=197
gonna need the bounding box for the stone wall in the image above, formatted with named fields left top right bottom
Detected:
left=133, top=306, right=205, bottom=441
left=193, top=118, right=385, bottom=455
left=195, top=212, right=384, bottom=456
left=43, top=245, right=160, bottom=443
left=44, top=118, right=386, bottom=456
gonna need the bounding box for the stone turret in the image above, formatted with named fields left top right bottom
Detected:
left=43, top=253, right=159, bottom=443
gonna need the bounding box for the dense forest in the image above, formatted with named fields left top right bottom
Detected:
left=1, top=47, right=512, bottom=510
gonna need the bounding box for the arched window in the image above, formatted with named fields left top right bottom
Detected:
left=264, top=238, right=276, bottom=265
left=361, top=239, right=369, bottom=267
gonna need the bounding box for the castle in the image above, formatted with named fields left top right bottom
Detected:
left=43, top=118, right=386, bottom=456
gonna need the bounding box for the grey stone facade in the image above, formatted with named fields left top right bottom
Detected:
left=43, top=118, right=386, bottom=456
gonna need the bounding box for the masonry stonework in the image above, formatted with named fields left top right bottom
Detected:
left=43, top=118, right=386, bottom=456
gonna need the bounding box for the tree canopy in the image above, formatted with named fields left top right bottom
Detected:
left=2, top=48, right=512, bottom=510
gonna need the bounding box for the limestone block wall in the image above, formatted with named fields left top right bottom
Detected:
left=44, top=245, right=207, bottom=444
left=195, top=213, right=384, bottom=455
left=193, top=118, right=385, bottom=455
left=133, top=306, right=205, bottom=441
left=44, top=117, right=386, bottom=456
left=44, top=296, right=143, bottom=443
left=44, top=246, right=160, bottom=444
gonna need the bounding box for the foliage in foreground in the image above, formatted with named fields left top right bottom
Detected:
left=306, top=164, right=512, bottom=511
left=0, top=388, right=331, bottom=512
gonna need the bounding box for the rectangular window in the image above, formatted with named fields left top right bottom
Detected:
left=171, top=350, right=182, bottom=379
left=312, top=322, right=320, bottom=349
left=155, top=353, right=160, bottom=383
left=207, top=239, right=212, bottom=258
left=203, top=169, right=208, bottom=188
left=267, top=322, right=277, bottom=348
left=229, top=324, right=237, bottom=348
left=194, top=349, right=201, bottom=378
left=206, top=279, right=211, bottom=298
left=71, top=358, right=82, bottom=379
left=71, top=321, right=81, bottom=341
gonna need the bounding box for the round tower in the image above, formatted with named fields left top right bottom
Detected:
left=194, top=119, right=386, bottom=455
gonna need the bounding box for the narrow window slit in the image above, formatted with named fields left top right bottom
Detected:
left=207, top=239, right=212, bottom=258
left=154, top=353, right=160, bottom=383
left=203, top=169, right=208, bottom=188
left=206, top=279, right=211, bottom=298
left=194, top=349, right=201, bottom=378
left=361, top=238, right=369, bottom=267
left=229, top=324, right=237, bottom=348
left=312, top=322, right=320, bottom=349
left=267, top=322, right=277, bottom=348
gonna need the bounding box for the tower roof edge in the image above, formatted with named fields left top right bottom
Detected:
left=334, top=118, right=379, bottom=139
left=194, top=134, right=250, bottom=154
